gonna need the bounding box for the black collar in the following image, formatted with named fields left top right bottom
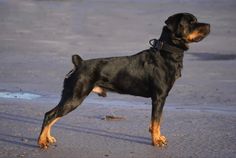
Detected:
left=149, top=39, right=184, bottom=54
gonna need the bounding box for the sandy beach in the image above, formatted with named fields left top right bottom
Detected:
left=0, top=0, right=236, bottom=157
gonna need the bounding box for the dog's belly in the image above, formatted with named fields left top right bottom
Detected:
left=96, top=81, right=151, bottom=98
left=96, top=70, right=152, bottom=97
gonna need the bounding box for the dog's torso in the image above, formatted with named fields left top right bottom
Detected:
left=76, top=49, right=183, bottom=98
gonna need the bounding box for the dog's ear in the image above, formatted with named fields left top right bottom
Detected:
left=165, top=13, right=183, bottom=32
left=72, top=55, right=82, bottom=67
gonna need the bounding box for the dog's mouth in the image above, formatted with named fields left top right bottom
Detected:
left=186, top=23, right=210, bottom=43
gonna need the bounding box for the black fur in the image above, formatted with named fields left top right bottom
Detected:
left=38, top=13, right=210, bottom=148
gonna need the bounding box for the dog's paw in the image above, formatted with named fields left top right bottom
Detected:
left=38, top=138, right=49, bottom=149
left=47, top=135, right=57, bottom=144
left=152, top=135, right=168, bottom=147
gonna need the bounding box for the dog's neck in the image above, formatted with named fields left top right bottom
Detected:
left=155, top=26, right=186, bottom=80
left=159, top=26, right=189, bottom=51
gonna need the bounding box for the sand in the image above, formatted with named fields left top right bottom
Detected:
left=0, top=0, right=236, bottom=157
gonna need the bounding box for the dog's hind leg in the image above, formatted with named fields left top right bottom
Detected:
left=38, top=78, right=92, bottom=149
left=38, top=106, right=59, bottom=149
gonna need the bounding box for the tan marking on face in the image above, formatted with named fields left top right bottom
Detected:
left=187, top=31, right=200, bottom=41
left=186, top=30, right=204, bottom=42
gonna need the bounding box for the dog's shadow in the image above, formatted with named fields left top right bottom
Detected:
left=0, top=112, right=151, bottom=149
left=0, top=133, right=38, bottom=148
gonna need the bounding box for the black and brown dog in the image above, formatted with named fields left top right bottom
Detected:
left=38, top=13, right=210, bottom=149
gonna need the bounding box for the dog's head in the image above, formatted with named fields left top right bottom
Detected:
left=164, top=13, right=210, bottom=46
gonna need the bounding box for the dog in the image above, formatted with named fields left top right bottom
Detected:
left=38, top=13, right=210, bottom=149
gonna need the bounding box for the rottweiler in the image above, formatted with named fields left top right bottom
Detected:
left=38, top=13, right=210, bottom=149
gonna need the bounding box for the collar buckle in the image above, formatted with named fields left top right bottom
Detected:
left=149, top=39, right=163, bottom=51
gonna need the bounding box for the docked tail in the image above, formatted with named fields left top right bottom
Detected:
left=72, top=54, right=83, bottom=68
left=65, top=55, right=83, bottom=79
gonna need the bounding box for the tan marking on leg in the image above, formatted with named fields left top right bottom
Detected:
left=38, top=126, right=50, bottom=149
left=92, top=86, right=107, bottom=97
left=46, top=117, right=61, bottom=144
left=38, top=117, right=61, bottom=149
left=151, top=120, right=167, bottom=147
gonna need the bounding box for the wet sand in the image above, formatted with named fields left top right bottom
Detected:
left=0, top=0, right=236, bottom=157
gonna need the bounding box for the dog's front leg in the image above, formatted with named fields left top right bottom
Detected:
left=150, top=95, right=167, bottom=147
